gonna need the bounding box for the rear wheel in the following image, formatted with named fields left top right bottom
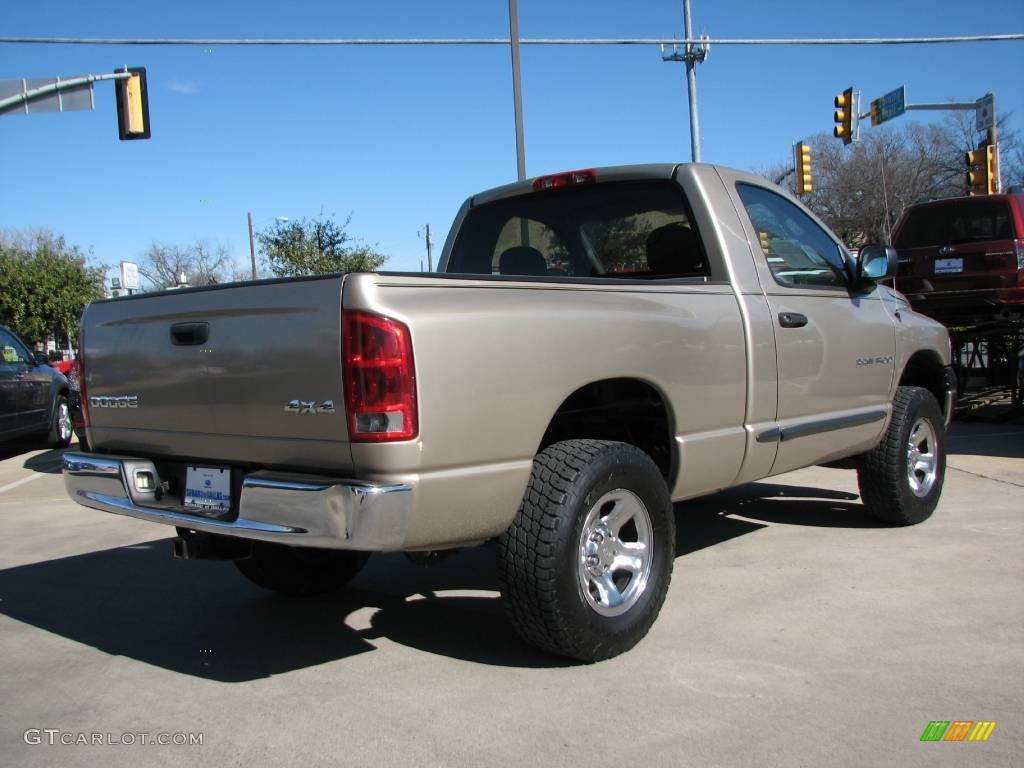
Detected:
left=857, top=386, right=946, bottom=525
left=48, top=395, right=73, bottom=448
left=498, top=439, right=674, bottom=661
left=234, top=542, right=370, bottom=596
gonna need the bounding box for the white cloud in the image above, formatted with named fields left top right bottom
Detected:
left=167, top=81, right=197, bottom=95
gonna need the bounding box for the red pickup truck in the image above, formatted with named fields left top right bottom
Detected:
left=889, top=193, right=1024, bottom=324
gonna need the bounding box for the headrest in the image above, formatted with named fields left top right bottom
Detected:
left=646, top=223, right=704, bottom=275
left=499, top=246, right=547, bottom=276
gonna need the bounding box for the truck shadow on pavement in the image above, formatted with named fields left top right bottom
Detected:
left=675, top=481, right=883, bottom=536
left=0, top=482, right=880, bottom=680
left=945, top=423, right=1024, bottom=460
left=0, top=441, right=73, bottom=472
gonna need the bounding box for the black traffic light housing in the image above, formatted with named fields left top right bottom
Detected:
left=114, top=67, right=151, bottom=140
left=833, top=87, right=854, bottom=145
left=966, top=144, right=998, bottom=196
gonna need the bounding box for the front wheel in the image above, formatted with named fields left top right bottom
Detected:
left=498, top=439, right=675, bottom=662
left=856, top=386, right=946, bottom=525
left=48, top=395, right=73, bottom=448
left=234, top=542, right=370, bottom=596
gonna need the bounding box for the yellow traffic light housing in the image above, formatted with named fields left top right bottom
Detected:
left=966, top=145, right=998, bottom=196
left=833, top=87, right=854, bottom=145
left=794, top=141, right=813, bottom=195
left=115, top=67, right=150, bottom=140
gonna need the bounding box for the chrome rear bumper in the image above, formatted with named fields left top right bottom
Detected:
left=62, top=452, right=412, bottom=551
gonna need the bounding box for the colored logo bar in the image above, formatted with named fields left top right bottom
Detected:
left=920, top=721, right=997, bottom=742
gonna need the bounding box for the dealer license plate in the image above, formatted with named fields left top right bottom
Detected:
left=934, top=258, right=963, bottom=275
left=184, top=465, right=232, bottom=511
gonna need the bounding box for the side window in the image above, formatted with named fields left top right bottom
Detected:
left=492, top=218, right=569, bottom=276
left=0, top=330, right=30, bottom=365
left=737, top=184, right=849, bottom=289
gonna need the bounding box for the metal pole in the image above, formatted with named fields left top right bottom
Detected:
left=247, top=212, right=257, bottom=279
left=683, top=0, right=701, bottom=162
left=0, top=70, right=130, bottom=112
left=987, top=93, right=999, bottom=193
left=879, top=153, right=892, bottom=244
left=508, top=0, right=527, bottom=181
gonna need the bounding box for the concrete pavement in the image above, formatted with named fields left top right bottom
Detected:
left=0, top=424, right=1021, bottom=767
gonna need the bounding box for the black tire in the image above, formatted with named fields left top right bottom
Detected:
left=498, top=439, right=675, bottom=662
left=47, top=394, right=73, bottom=448
left=234, top=542, right=370, bottom=597
left=856, top=386, right=946, bottom=526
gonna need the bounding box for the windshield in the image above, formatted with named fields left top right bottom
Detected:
left=446, top=181, right=709, bottom=279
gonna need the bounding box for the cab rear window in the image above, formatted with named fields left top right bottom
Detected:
left=895, top=200, right=1015, bottom=248
left=446, top=181, right=709, bottom=280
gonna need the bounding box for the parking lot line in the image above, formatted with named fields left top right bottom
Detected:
left=0, top=473, right=45, bottom=494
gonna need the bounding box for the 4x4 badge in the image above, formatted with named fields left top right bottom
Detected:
left=283, top=399, right=335, bottom=414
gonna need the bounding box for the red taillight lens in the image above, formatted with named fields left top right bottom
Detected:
left=78, top=328, right=91, bottom=429
left=342, top=310, right=417, bottom=442
left=532, top=168, right=597, bottom=191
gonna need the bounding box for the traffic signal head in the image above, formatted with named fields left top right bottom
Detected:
left=115, top=67, right=150, bottom=140
left=794, top=141, right=812, bottom=195
left=833, top=87, right=854, bottom=145
left=966, top=145, right=998, bottom=195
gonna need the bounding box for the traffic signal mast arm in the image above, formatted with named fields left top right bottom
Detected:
left=0, top=70, right=131, bottom=112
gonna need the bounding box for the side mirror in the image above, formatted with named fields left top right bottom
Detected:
left=857, top=244, right=897, bottom=283
left=33, top=351, right=49, bottom=366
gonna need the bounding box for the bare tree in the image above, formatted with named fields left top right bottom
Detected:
left=139, top=240, right=233, bottom=290
left=756, top=112, right=1022, bottom=247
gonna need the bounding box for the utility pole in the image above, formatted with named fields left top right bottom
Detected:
left=423, top=223, right=434, bottom=272
left=682, top=0, right=701, bottom=162
left=508, top=0, right=526, bottom=181
left=418, top=224, right=434, bottom=271
left=660, top=1, right=708, bottom=162
left=247, top=212, right=257, bottom=279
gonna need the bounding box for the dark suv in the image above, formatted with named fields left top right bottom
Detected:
left=0, top=325, right=73, bottom=448
left=889, top=193, right=1024, bottom=324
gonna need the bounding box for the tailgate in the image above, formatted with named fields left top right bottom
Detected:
left=897, top=240, right=1019, bottom=294
left=84, top=276, right=354, bottom=472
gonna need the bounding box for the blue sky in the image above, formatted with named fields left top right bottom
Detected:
left=1, top=1, right=1022, bottom=278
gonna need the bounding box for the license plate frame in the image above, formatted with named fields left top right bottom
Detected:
left=934, top=257, right=963, bottom=275
left=184, top=465, right=232, bottom=511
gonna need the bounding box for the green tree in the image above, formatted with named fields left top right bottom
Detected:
left=0, top=230, right=105, bottom=349
left=257, top=214, right=387, bottom=277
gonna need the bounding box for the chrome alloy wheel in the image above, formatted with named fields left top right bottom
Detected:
left=577, top=489, right=654, bottom=617
left=57, top=402, right=72, bottom=443
left=906, top=417, right=938, bottom=498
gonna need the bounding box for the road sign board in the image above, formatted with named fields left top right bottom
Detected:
left=976, top=94, right=994, bottom=132
left=870, top=86, right=906, bottom=127
left=0, top=76, right=94, bottom=116
left=120, top=261, right=140, bottom=291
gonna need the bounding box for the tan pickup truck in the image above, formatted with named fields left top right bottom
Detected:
left=64, top=164, right=955, bottom=661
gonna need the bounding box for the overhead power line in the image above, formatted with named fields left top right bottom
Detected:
left=0, top=34, right=1022, bottom=47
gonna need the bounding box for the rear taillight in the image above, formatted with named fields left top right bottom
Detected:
left=532, top=168, right=596, bottom=191
left=342, top=310, right=417, bottom=442
left=78, top=328, right=91, bottom=429
left=1015, top=238, right=1024, bottom=271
